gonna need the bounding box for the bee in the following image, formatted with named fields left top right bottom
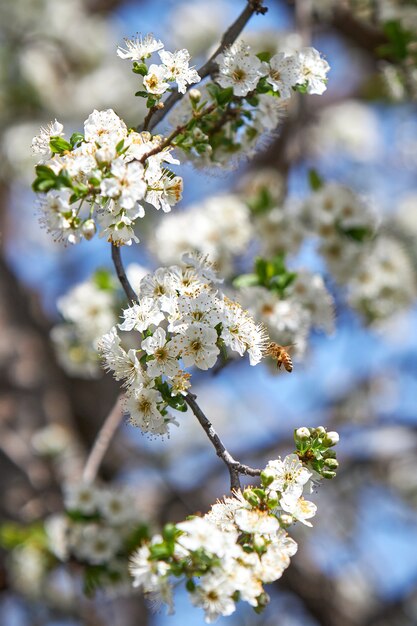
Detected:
left=266, top=342, right=294, bottom=373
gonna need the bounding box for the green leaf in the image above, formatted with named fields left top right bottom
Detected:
left=206, top=83, right=221, bottom=101
left=245, top=95, right=259, bottom=107
left=149, top=542, right=172, bottom=560
left=115, top=139, right=125, bottom=153
left=216, top=86, right=234, bottom=105
left=135, top=90, right=149, bottom=98
left=379, top=20, right=412, bottom=60
left=132, top=62, right=148, bottom=75
left=32, top=178, right=56, bottom=193
left=70, top=132, right=84, bottom=148
left=92, top=268, right=115, bottom=291
left=256, top=51, right=272, bottom=63
left=256, top=77, right=272, bottom=94
left=247, top=186, right=275, bottom=214
left=146, top=96, right=157, bottom=108
left=308, top=168, right=324, bottom=191
left=34, top=164, right=56, bottom=179
left=232, top=273, right=259, bottom=289
left=49, top=136, right=72, bottom=154
left=338, top=225, right=372, bottom=242
left=294, top=82, right=308, bottom=94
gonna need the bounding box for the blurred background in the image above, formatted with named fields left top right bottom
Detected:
left=1, top=0, right=417, bottom=625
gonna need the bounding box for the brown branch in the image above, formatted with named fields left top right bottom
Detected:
left=144, top=0, right=268, bottom=133
left=184, top=392, right=261, bottom=491
left=111, top=243, right=137, bottom=304
left=82, top=394, right=125, bottom=483
left=139, top=102, right=217, bottom=163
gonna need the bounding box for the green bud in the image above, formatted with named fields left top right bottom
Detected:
left=132, top=62, right=148, bottom=76
left=323, top=449, right=336, bottom=459
left=162, top=523, right=177, bottom=542
left=243, top=489, right=260, bottom=507
left=267, top=496, right=279, bottom=509
left=322, top=469, right=337, bottom=479
left=260, top=470, right=274, bottom=487
left=186, top=578, right=196, bottom=592
left=323, top=458, right=339, bottom=470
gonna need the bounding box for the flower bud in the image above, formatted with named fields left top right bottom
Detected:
left=295, top=427, right=310, bottom=441
left=323, top=458, right=339, bottom=470
left=322, top=469, right=337, bottom=479
left=95, top=146, right=116, bottom=164
left=260, top=470, right=274, bottom=487
left=323, top=431, right=339, bottom=447
left=253, top=534, right=266, bottom=549
left=189, top=88, right=201, bottom=102
left=243, top=489, right=260, bottom=508
left=193, top=127, right=206, bottom=141
left=323, top=449, right=336, bottom=459
left=279, top=514, right=293, bottom=527
left=81, top=219, right=96, bottom=241
left=267, top=495, right=279, bottom=509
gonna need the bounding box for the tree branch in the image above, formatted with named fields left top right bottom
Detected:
left=184, top=392, right=261, bottom=491
left=139, top=103, right=217, bottom=163
left=82, top=394, right=125, bottom=483
left=111, top=243, right=137, bottom=304
left=144, top=0, right=268, bottom=133
left=109, top=243, right=261, bottom=492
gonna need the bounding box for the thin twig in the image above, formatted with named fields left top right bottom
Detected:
left=139, top=102, right=216, bottom=163
left=184, top=392, right=261, bottom=491
left=111, top=243, right=136, bottom=304
left=142, top=104, right=159, bottom=131
left=82, top=394, right=125, bottom=483
left=144, top=0, right=268, bottom=133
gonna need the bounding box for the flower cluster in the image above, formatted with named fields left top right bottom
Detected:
left=217, top=41, right=329, bottom=98
left=99, top=253, right=269, bottom=436
left=51, top=270, right=118, bottom=378
left=150, top=194, right=252, bottom=275
left=117, top=34, right=200, bottom=105
left=239, top=270, right=335, bottom=359
left=129, top=427, right=339, bottom=622
left=347, top=235, right=416, bottom=323
left=302, top=182, right=377, bottom=282
left=51, top=265, right=147, bottom=378
left=45, top=482, right=147, bottom=595
left=167, top=42, right=329, bottom=168
left=31, top=108, right=183, bottom=245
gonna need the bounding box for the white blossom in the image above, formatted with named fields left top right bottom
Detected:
left=159, top=48, right=200, bottom=93
left=143, top=64, right=170, bottom=95
left=171, top=323, right=219, bottom=370
left=31, top=119, right=64, bottom=160
left=216, top=41, right=268, bottom=96
left=266, top=52, right=301, bottom=98
left=84, top=108, right=127, bottom=147
left=119, top=298, right=164, bottom=332
left=117, top=34, right=163, bottom=61
left=297, top=47, right=330, bottom=95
